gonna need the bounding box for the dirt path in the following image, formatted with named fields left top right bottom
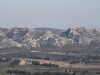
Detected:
left=0, top=51, right=20, bottom=55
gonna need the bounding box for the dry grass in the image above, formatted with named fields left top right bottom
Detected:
left=31, top=51, right=66, bottom=55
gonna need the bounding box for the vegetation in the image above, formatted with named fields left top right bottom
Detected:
left=10, top=59, right=20, bottom=66
left=0, top=57, right=11, bottom=62
left=0, top=45, right=100, bottom=74
left=32, top=61, right=58, bottom=67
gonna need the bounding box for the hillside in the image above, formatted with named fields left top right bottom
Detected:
left=0, top=27, right=100, bottom=49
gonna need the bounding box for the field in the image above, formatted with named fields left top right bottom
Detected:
left=0, top=45, right=100, bottom=75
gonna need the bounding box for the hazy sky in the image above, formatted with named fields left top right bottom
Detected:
left=0, top=0, right=100, bottom=29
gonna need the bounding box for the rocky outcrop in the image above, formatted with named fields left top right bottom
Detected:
left=0, top=27, right=100, bottom=49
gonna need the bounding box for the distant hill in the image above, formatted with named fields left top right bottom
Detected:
left=0, top=27, right=100, bottom=49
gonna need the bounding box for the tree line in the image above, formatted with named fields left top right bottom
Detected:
left=32, top=61, right=58, bottom=67
left=6, top=70, right=76, bottom=75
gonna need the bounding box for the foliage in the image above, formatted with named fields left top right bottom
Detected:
left=32, top=61, right=58, bottom=67
left=10, top=59, right=20, bottom=66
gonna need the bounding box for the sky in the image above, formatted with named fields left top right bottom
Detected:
left=0, top=0, right=100, bottom=29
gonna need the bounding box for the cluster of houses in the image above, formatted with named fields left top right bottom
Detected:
left=19, top=60, right=45, bottom=65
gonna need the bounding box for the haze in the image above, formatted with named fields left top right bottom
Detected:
left=0, top=0, right=100, bottom=29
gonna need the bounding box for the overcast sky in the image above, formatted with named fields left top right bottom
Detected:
left=0, top=0, right=100, bottom=29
